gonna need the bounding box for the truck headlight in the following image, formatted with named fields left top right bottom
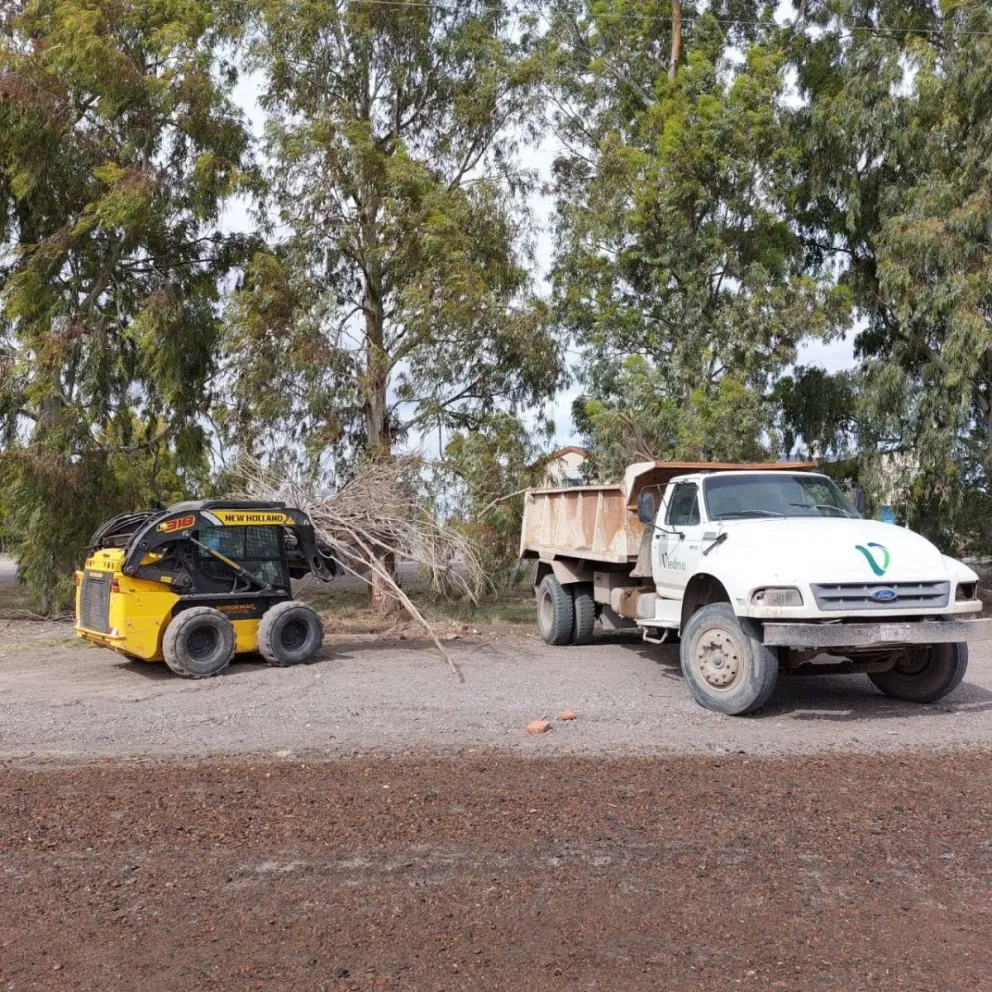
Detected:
left=751, top=587, right=804, bottom=608
left=956, top=582, right=978, bottom=601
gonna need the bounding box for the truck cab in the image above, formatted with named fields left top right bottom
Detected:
left=641, top=470, right=981, bottom=623
left=520, top=462, right=991, bottom=716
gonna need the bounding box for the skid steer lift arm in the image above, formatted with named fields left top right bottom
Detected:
left=118, top=502, right=338, bottom=583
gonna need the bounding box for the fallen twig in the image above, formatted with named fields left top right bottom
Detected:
left=233, top=456, right=482, bottom=681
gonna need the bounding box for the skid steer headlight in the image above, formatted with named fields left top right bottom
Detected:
left=751, top=587, right=803, bottom=608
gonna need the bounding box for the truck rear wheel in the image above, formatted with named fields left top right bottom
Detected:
left=537, top=574, right=575, bottom=645
left=571, top=583, right=596, bottom=645
left=869, top=642, right=968, bottom=703
left=258, top=601, right=324, bottom=667
left=163, top=607, right=236, bottom=679
left=680, top=603, right=778, bottom=715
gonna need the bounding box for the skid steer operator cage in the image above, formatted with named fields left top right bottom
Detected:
left=91, top=501, right=337, bottom=589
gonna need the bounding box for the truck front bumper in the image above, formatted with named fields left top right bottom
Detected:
left=762, top=618, right=992, bottom=650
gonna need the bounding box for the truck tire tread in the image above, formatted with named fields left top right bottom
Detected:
left=869, top=642, right=968, bottom=703
left=571, top=583, right=596, bottom=644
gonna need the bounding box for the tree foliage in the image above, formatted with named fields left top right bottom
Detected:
left=443, top=412, right=549, bottom=588
left=787, top=0, right=992, bottom=543
left=224, top=0, right=563, bottom=467
left=572, top=357, right=773, bottom=482
left=548, top=0, right=850, bottom=471
left=0, top=0, right=252, bottom=608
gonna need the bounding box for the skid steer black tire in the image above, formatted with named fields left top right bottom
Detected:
left=571, top=582, right=596, bottom=645
left=536, top=574, right=575, bottom=645
left=163, top=607, right=236, bottom=679
left=258, top=601, right=324, bottom=667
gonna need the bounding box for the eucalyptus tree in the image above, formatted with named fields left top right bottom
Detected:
left=547, top=1, right=849, bottom=471
left=226, top=0, right=562, bottom=466
left=0, top=0, right=253, bottom=608
left=789, top=1, right=992, bottom=545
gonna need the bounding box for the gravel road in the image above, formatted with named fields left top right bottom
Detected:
left=3, top=620, right=992, bottom=760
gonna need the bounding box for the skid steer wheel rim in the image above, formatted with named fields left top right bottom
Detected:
left=187, top=625, right=220, bottom=662
left=694, top=625, right=744, bottom=692
left=280, top=618, right=309, bottom=652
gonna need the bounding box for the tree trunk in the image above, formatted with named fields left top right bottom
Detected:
left=369, top=550, right=398, bottom=614
left=669, top=0, right=682, bottom=82
left=361, top=242, right=400, bottom=614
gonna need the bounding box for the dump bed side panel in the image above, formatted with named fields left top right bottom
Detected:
left=520, top=486, right=644, bottom=563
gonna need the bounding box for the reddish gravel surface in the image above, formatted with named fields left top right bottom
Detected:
left=3, top=752, right=992, bottom=991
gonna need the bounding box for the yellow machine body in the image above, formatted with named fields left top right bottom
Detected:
left=75, top=548, right=261, bottom=663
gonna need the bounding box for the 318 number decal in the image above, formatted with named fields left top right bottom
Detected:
left=156, top=514, right=195, bottom=534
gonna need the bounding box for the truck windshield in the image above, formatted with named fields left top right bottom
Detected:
left=703, top=474, right=859, bottom=520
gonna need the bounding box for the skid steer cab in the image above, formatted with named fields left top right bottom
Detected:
left=75, top=501, right=339, bottom=678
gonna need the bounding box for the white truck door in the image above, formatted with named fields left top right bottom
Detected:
left=654, top=481, right=705, bottom=599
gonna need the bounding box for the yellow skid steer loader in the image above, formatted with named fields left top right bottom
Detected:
left=75, top=501, right=337, bottom=678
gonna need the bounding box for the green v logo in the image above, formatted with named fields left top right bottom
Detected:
left=855, top=542, right=890, bottom=577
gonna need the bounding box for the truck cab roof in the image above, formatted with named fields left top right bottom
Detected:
left=666, top=469, right=827, bottom=486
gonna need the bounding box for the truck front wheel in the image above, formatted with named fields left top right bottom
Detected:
left=536, top=574, right=575, bottom=645
left=680, top=603, right=779, bottom=715
left=868, top=643, right=968, bottom=703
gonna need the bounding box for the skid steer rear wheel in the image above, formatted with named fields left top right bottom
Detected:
left=258, top=601, right=324, bottom=667
left=163, top=607, right=236, bottom=679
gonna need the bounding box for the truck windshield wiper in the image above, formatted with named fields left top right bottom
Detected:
left=714, top=510, right=785, bottom=519
left=788, top=502, right=854, bottom=517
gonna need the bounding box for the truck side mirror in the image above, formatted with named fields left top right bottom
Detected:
left=637, top=491, right=656, bottom=525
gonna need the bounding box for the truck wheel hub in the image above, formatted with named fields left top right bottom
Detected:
left=695, top=629, right=743, bottom=690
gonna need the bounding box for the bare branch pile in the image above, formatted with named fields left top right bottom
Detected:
left=234, top=458, right=488, bottom=680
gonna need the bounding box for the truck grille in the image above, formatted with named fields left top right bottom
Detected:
left=811, top=581, right=950, bottom=612
left=80, top=572, right=112, bottom=633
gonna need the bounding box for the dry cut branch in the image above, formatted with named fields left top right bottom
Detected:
left=233, top=457, right=488, bottom=681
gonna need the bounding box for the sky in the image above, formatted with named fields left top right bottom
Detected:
left=223, top=13, right=858, bottom=454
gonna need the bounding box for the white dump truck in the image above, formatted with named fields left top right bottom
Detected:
left=520, top=461, right=991, bottom=715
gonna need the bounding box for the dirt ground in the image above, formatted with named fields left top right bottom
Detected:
left=4, top=618, right=992, bottom=989
left=3, top=753, right=992, bottom=991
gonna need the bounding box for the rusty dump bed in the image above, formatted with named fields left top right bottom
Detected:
left=519, top=460, right=815, bottom=564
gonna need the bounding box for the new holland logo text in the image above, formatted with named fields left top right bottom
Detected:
left=210, top=510, right=292, bottom=527
left=855, top=542, right=890, bottom=577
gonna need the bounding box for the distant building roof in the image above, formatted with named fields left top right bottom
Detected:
left=550, top=445, right=592, bottom=460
